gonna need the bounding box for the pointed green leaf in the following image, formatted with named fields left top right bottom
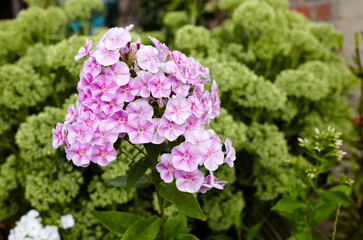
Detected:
left=177, top=233, right=199, bottom=240
left=246, top=222, right=263, bottom=240
left=88, top=210, right=140, bottom=236
left=107, top=175, right=151, bottom=188
left=127, top=157, right=149, bottom=193
left=144, top=143, right=161, bottom=163
left=121, top=215, right=162, bottom=240
left=271, top=198, right=309, bottom=215
left=309, top=202, right=336, bottom=227
left=317, top=189, right=354, bottom=206
left=166, top=214, right=188, bottom=239
left=156, top=183, right=206, bottom=221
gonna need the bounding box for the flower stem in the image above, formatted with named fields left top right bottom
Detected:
left=156, top=190, right=166, bottom=240
left=332, top=202, right=341, bottom=240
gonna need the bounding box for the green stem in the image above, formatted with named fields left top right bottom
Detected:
left=125, top=138, right=148, bottom=157
left=332, top=202, right=341, bottom=240
left=156, top=190, right=166, bottom=240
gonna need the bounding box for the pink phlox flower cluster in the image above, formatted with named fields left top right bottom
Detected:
left=52, top=24, right=236, bottom=193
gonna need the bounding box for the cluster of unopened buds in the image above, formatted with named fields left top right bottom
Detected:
left=52, top=25, right=236, bottom=193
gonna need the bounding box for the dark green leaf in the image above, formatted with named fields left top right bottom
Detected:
left=157, top=183, right=206, bottom=221
left=309, top=202, right=336, bottom=227
left=177, top=233, right=199, bottom=240
left=211, top=235, right=233, bottom=240
left=166, top=214, right=188, bottom=239
left=88, top=210, right=140, bottom=236
left=144, top=143, right=161, bottom=164
left=121, top=215, right=162, bottom=240
left=246, top=222, right=263, bottom=240
left=107, top=174, right=152, bottom=188
left=127, top=157, right=149, bottom=193
left=317, top=189, right=354, bottom=207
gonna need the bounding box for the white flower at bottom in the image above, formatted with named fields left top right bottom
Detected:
left=60, top=214, right=75, bottom=229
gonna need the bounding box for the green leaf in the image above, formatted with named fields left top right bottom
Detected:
left=107, top=174, right=151, bottom=188
left=157, top=183, right=206, bottom=221
left=177, top=233, right=199, bottom=240
left=317, top=189, right=354, bottom=207
left=211, top=235, right=233, bottom=240
left=144, top=143, right=161, bottom=163
left=127, top=157, right=149, bottom=193
left=121, top=215, right=162, bottom=240
left=309, top=202, right=336, bottom=227
left=246, top=222, right=263, bottom=240
left=88, top=210, right=140, bottom=236
left=271, top=198, right=309, bottom=215
left=166, top=214, right=188, bottom=239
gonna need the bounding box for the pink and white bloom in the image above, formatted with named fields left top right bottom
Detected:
left=148, top=72, right=171, bottom=98
left=156, top=154, right=175, bottom=183
left=105, top=27, right=131, bottom=50
left=66, top=122, right=92, bottom=145
left=151, top=118, right=165, bottom=144
left=135, top=70, right=153, bottom=98
left=171, top=142, right=202, bottom=172
left=136, top=45, right=160, bottom=73
left=75, top=39, right=92, bottom=61
left=164, top=97, right=191, bottom=125
left=184, top=128, right=210, bottom=147
left=126, top=98, right=153, bottom=121
left=108, top=110, right=128, bottom=133
left=91, top=120, right=119, bottom=145
left=90, top=74, right=119, bottom=102
left=117, top=78, right=140, bottom=102
left=105, top=62, right=130, bottom=86
left=83, top=57, right=101, bottom=77
left=175, top=169, right=204, bottom=193
left=158, top=116, right=185, bottom=141
left=93, top=44, right=120, bottom=66
left=224, top=138, right=236, bottom=167
left=126, top=118, right=154, bottom=144
left=198, top=174, right=227, bottom=193
left=66, top=141, right=92, bottom=167
left=92, top=142, right=117, bottom=166
left=188, top=95, right=204, bottom=118
left=77, top=110, right=100, bottom=132
left=65, top=104, right=76, bottom=125
left=100, top=93, right=124, bottom=116
left=200, top=140, right=224, bottom=171
left=52, top=123, right=65, bottom=149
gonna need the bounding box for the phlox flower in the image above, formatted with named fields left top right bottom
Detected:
left=162, top=61, right=186, bottom=83
left=171, top=50, right=190, bottom=67
left=135, top=70, right=153, bottom=98
left=158, top=116, right=185, bottom=141
left=164, top=97, right=191, bottom=124
left=148, top=72, right=171, bottom=98
left=188, top=95, right=204, bottom=118
left=66, top=141, right=92, bottom=167
left=93, top=44, right=120, bottom=66
left=92, top=142, right=117, bottom=166
left=75, top=39, right=92, bottom=61
left=171, top=76, right=189, bottom=97
left=117, top=78, right=140, bottom=102
left=198, top=174, right=227, bottom=193
left=126, top=118, right=154, bottom=144
left=78, top=73, right=95, bottom=92
left=77, top=110, right=100, bottom=132
left=108, top=110, right=128, bottom=133
left=156, top=154, right=175, bottom=183
left=184, top=128, right=210, bottom=147
left=105, top=27, right=132, bottom=50
left=65, top=104, right=75, bottom=125
left=171, top=141, right=202, bottom=172
left=105, top=62, right=130, bottom=86
left=136, top=45, right=160, bottom=73
left=126, top=98, right=154, bottom=121
left=83, top=57, right=101, bottom=77
left=66, top=122, right=92, bottom=145
left=52, top=123, right=65, bottom=149
left=224, top=138, right=236, bottom=167
left=200, top=140, right=224, bottom=171
left=184, top=117, right=203, bottom=133
left=90, top=74, right=119, bottom=102
left=151, top=118, right=165, bottom=144
left=91, top=120, right=119, bottom=145
left=175, top=169, right=204, bottom=193
left=100, top=93, right=125, bottom=116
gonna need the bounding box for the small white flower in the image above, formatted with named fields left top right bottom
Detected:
left=60, top=214, right=75, bottom=229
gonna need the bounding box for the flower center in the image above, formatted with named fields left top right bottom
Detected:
left=208, top=151, right=213, bottom=157
left=183, top=153, right=190, bottom=160
left=79, top=150, right=85, bottom=155
left=157, top=83, right=162, bottom=89
left=102, top=86, right=108, bottom=92
left=101, top=151, right=107, bottom=156
left=125, top=86, right=129, bottom=92
left=137, top=110, right=142, bottom=116
left=87, top=120, right=92, bottom=126
left=168, top=123, right=173, bottom=129
left=168, top=166, right=174, bottom=171
left=101, top=132, right=106, bottom=137
left=138, top=128, right=144, bottom=133
left=110, top=100, right=115, bottom=106
left=186, top=176, right=192, bottom=182
left=119, top=117, right=124, bottom=123
left=174, top=107, right=179, bottom=114
left=78, top=132, right=83, bottom=138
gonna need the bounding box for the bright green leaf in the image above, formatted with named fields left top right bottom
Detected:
left=177, top=233, right=199, bottom=240
left=317, top=189, right=354, bottom=207
left=309, top=202, right=336, bottom=227
left=127, top=157, right=149, bottom=193
left=88, top=210, right=140, bottom=236
left=329, top=184, right=351, bottom=196
left=121, top=215, right=162, bottom=240
left=271, top=198, right=309, bottom=215
left=246, top=222, right=263, bottom=240
left=107, top=175, right=151, bottom=188
left=157, top=183, right=206, bottom=221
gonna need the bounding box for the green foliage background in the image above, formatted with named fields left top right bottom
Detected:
left=0, top=0, right=359, bottom=239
